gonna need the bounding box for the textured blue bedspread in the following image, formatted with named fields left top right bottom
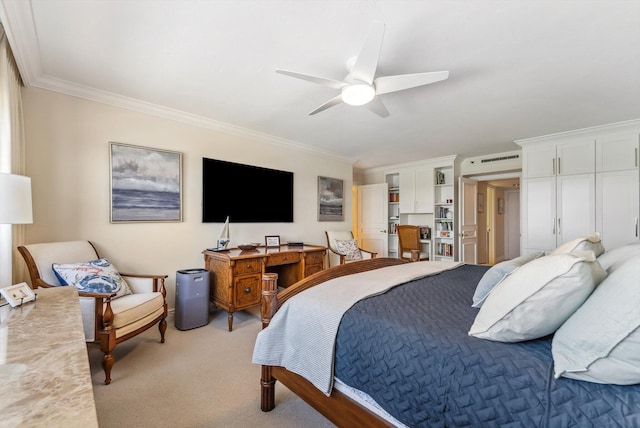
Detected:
left=334, top=264, right=640, bottom=427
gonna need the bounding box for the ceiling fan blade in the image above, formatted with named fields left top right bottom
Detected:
left=374, top=71, right=449, bottom=95
left=308, top=95, right=343, bottom=115
left=366, top=97, right=390, bottom=118
left=276, top=69, right=346, bottom=89
left=348, top=21, right=385, bottom=85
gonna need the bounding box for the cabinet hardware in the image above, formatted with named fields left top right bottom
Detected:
left=636, top=148, right=638, bottom=168
left=244, top=287, right=251, bottom=294
left=558, top=217, right=561, bottom=235
left=557, top=157, right=561, bottom=175
left=552, top=158, right=555, bottom=175
left=636, top=217, right=639, bottom=237
left=552, top=217, right=556, bottom=234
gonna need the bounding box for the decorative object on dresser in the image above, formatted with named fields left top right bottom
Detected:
left=109, top=142, right=182, bottom=223
left=396, top=225, right=430, bottom=261
left=18, top=241, right=168, bottom=385
left=0, top=282, right=35, bottom=307
left=324, top=230, right=377, bottom=267
left=203, top=244, right=326, bottom=331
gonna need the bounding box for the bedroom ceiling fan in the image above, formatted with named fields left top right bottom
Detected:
left=276, top=21, right=449, bottom=118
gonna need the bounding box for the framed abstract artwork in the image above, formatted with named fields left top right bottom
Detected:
left=317, top=176, right=344, bottom=221
left=110, top=142, right=183, bottom=222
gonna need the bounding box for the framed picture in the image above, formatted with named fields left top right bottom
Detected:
left=0, top=282, right=36, bottom=307
left=317, top=176, right=344, bottom=221
left=498, top=197, right=505, bottom=214
left=110, top=142, right=183, bottom=222
left=477, top=193, right=484, bottom=213
left=265, top=235, right=281, bottom=248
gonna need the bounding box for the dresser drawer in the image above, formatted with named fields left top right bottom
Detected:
left=234, top=275, right=261, bottom=307
left=233, top=258, right=262, bottom=275
left=266, top=252, right=299, bottom=266
left=305, top=250, right=325, bottom=265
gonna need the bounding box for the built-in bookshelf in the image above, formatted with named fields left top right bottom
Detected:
left=433, top=166, right=455, bottom=261
left=387, top=173, right=400, bottom=258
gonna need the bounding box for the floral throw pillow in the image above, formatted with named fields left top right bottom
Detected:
left=334, top=239, right=363, bottom=261
left=52, top=258, right=132, bottom=298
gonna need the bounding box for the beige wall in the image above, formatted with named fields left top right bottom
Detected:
left=21, top=88, right=353, bottom=309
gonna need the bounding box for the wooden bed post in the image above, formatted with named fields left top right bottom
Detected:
left=261, top=273, right=278, bottom=411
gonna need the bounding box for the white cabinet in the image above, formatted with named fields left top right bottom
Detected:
left=595, top=131, right=639, bottom=249
left=399, top=164, right=434, bottom=213
left=518, top=121, right=640, bottom=254
left=523, top=138, right=595, bottom=178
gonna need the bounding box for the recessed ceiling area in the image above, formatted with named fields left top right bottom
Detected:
left=1, top=0, right=639, bottom=169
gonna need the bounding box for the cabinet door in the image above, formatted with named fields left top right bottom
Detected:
left=597, top=170, right=640, bottom=250
left=523, top=144, right=556, bottom=178
left=398, top=167, right=415, bottom=213
left=414, top=165, right=434, bottom=213
left=596, top=132, right=639, bottom=172
left=557, top=173, right=596, bottom=245
left=556, top=139, right=595, bottom=175
left=522, top=177, right=556, bottom=252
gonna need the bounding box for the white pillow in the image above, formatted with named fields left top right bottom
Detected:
left=334, top=239, right=363, bottom=261
left=471, top=251, right=544, bottom=308
left=550, top=232, right=605, bottom=257
left=552, top=255, right=640, bottom=384
left=596, top=241, right=640, bottom=273
left=468, top=251, right=606, bottom=342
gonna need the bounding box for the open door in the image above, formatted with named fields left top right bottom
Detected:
left=459, top=177, right=478, bottom=264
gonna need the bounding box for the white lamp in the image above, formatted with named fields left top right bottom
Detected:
left=0, top=173, right=33, bottom=224
left=341, top=82, right=376, bottom=106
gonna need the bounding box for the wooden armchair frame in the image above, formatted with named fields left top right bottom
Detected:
left=324, top=230, right=377, bottom=266
left=18, top=241, right=168, bottom=384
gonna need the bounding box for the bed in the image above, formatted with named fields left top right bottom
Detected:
left=253, top=240, right=640, bottom=427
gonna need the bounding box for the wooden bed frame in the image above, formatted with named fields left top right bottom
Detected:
left=259, top=257, right=411, bottom=427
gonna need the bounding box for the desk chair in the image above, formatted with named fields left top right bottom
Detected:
left=397, top=225, right=430, bottom=261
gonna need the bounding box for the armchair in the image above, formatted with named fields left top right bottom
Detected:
left=325, top=230, right=377, bottom=267
left=397, top=225, right=430, bottom=261
left=18, top=240, right=167, bottom=385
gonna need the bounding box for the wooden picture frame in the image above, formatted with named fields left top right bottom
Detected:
left=317, top=176, right=344, bottom=221
left=498, top=197, right=505, bottom=214
left=265, top=235, right=281, bottom=248
left=0, top=282, right=36, bottom=307
left=110, top=142, right=183, bottom=223
left=477, top=193, right=484, bottom=213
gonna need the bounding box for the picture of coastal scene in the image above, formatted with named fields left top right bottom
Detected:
left=110, top=143, right=182, bottom=222
left=318, top=176, right=343, bottom=221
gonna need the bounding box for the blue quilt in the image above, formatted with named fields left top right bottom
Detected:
left=334, top=264, right=640, bottom=427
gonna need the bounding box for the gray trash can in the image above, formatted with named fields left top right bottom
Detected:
left=175, top=268, right=210, bottom=330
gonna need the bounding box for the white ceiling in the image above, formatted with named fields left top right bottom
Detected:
left=1, top=0, right=639, bottom=170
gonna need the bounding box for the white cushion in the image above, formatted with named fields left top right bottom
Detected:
left=469, top=252, right=606, bottom=342
left=596, top=241, right=640, bottom=273
left=550, top=232, right=605, bottom=257
left=52, top=258, right=132, bottom=298
left=334, top=239, right=363, bottom=261
left=471, top=251, right=544, bottom=308
left=552, top=255, right=640, bottom=384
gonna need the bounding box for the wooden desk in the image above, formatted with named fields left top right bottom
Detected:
left=0, top=286, right=99, bottom=427
left=203, top=245, right=326, bottom=331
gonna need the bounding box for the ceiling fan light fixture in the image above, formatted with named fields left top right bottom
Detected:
left=341, top=83, right=375, bottom=106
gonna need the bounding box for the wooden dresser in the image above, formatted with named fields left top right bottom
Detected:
left=203, top=244, right=326, bottom=331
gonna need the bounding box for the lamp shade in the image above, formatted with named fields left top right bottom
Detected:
left=0, top=173, right=33, bottom=224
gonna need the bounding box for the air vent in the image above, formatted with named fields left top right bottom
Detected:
left=480, top=154, right=520, bottom=163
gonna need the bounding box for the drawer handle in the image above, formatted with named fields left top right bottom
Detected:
left=244, top=287, right=251, bottom=294
left=246, top=263, right=251, bottom=269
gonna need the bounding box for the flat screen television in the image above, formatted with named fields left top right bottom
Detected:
left=202, top=157, right=294, bottom=223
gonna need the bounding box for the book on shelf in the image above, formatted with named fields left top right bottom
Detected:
left=436, top=171, right=446, bottom=185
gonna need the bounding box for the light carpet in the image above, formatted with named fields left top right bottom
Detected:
left=88, top=307, right=335, bottom=428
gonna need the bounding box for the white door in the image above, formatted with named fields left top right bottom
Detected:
left=597, top=170, right=640, bottom=250
left=458, top=177, right=478, bottom=264
left=358, top=183, right=389, bottom=256
left=557, top=173, right=596, bottom=244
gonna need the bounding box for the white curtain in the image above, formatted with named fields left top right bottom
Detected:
left=0, top=24, right=27, bottom=287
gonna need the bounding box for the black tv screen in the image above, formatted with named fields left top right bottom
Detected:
left=202, top=158, right=294, bottom=223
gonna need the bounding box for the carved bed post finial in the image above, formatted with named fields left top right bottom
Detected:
left=262, top=273, right=278, bottom=329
